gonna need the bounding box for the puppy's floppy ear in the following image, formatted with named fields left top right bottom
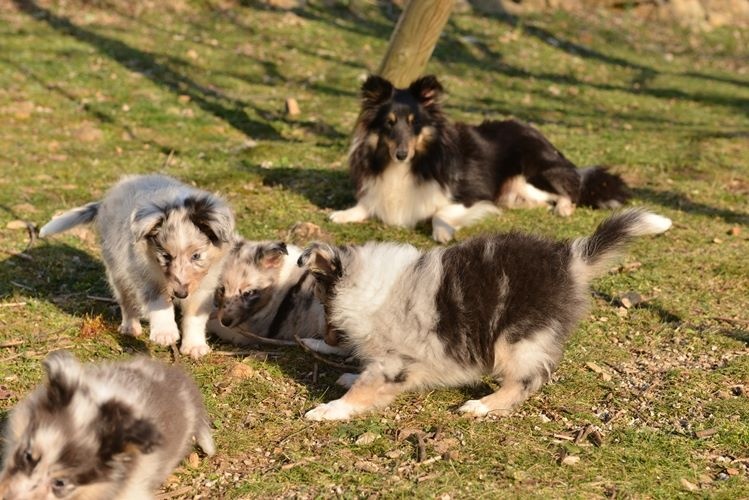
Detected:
left=98, top=400, right=162, bottom=459
left=409, top=75, right=443, bottom=108
left=184, top=195, right=235, bottom=246
left=43, top=350, right=82, bottom=407
left=297, top=242, right=342, bottom=280
left=131, top=204, right=165, bottom=241
left=361, top=75, right=394, bottom=108
left=255, top=241, right=288, bottom=269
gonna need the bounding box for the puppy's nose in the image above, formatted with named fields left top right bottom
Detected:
left=395, top=149, right=408, bottom=161
left=173, top=286, right=189, bottom=299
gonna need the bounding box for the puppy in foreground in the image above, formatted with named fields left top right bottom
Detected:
left=330, top=75, right=631, bottom=242
left=0, top=351, right=214, bottom=499
left=299, top=209, right=671, bottom=420
left=209, top=239, right=342, bottom=355
left=39, top=174, right=235, bottom=358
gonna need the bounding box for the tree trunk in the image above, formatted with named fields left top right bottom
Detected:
left=377, top=0, right=455, bottom=88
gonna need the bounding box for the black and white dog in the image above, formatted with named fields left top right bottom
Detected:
left=299, top=209, right=671, bottom=420
left=330, top=75, right=631, bottom=242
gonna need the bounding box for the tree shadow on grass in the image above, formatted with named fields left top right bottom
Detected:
left=0, top=242, right=148, bottom=353
left=634, top=187, right=749, bottom=226
left=239, top=161, right=355, bottom=210
left=13, top=0, right=281, bottom=141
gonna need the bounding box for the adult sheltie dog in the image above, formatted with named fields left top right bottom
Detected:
left=330, top=75, right=630, bottom=242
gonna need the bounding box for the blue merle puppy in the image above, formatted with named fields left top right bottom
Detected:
left=298, top=209, right=671, bottom=420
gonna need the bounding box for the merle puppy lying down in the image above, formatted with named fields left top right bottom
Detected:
left=298, top=209, right=671, bottom=420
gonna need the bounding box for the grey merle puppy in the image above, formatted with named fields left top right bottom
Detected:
left=209, top=238, right=342, bottom=355
left=39, top=174, right=235, bottom=359
left=0, top=350, right=214, bottom=499
left=298, top=209, right=671, bottom=420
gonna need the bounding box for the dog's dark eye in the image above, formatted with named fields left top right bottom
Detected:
left=22, top=449, right=36, bottom=466
left=160, top=251, right=173, bottom=263
left=191, top=252, right=203, bottom=262
left=242, top=289, right=257, bottom=300
left=52, top=477, right=72, bottom=497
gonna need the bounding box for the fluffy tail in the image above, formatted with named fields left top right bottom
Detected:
left=39, top=202, right=99, bottom=237
left=571, top=209, right=671, bottom=277
left=578, top=166, right=631, bottom=209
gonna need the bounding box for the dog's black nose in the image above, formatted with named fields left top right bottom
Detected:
left=173, top=289, right=188, bottom=299
left=395, top=150, right=408, bottom=161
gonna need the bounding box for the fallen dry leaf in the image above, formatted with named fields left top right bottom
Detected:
left=355, top=431, right=379, bottom=445
left=228, top=362, right=255, bottom=380
left=585, top=361, right=613, bottom=382
left=560, top=455, right=580, bottom=466
left=6, top=220, right=30, bottom=230
left=285, top=97, right=300, bottom=116
left=680, top=478, right=699, bottom=491
left=73, top=122, right=103, bottom=142
left=187, top=452, right=200, bottom=469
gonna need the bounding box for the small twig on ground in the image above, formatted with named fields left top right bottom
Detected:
left=415, top=433, right=427, bottom=463
left=294, top=334, right=358, bottom=371
left=275, top=424, right=312, bottom=445
left=170, top=343, right=181, bottom=364
left=162, top=149, right=175, bottom=169
left=2, top=249, right=32, bottom=261
left=0, top=339, right=24, bottom=348
left=24, top=221, right=37, bottom=252
left=711, top=316, right=749, bottom=326
left=0, top=302, right=27, bottom=308
left=234, top=328, right=297, bottom=347
left=212, top=350, right=278, bottom=358
left=86, top=294, right=117, bottom=303
left=10, top=280, right=33, bottom=291
left=155, top=486, right=193, bottom=500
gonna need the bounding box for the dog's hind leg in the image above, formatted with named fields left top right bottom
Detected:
left=459, top=332, right=561, bottom=417
left=107, top=271, right=142, bottom=337
left=458, top=376, right=544, bottom=417
left=305, top=363, right=408, bottom=421
left=432, top=201, right=500, bottom=243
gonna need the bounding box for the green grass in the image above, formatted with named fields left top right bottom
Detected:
left=1, top=0, right=748, bottom=497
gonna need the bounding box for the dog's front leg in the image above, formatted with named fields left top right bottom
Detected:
left=147, top=296, right=180, bottom=346
left=432, top=201, right=500, bottom=243
left=305, top=363, right=405, bottom=421
left=179, top=289, right=213, bottom=359
left=329, top=202, right=369, bottom=224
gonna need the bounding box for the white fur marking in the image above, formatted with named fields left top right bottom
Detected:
left=305, top=399, right=356, bottom=421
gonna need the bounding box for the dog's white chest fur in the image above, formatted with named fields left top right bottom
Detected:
left=360, top=162, right=450, bottom=228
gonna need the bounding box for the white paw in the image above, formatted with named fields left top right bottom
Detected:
left=329, top=208, right=367, bottom=224
left=150, top=327, right=180, bottom=346
left=554, top=199, right=575, bottom=217
left=432, top=225, right=455, bottom=243
left=180, top=342, right=211, bottom=359
left=336, top=373, right=359, bottom=388
left=304, top=399, right=355, bottom=421
left=458, top=399, right=491, bottom=417
left=119, top=320, right=142, bottom=337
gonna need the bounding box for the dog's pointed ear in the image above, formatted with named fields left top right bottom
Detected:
left=409, top=75, right=443, bottom=108
left=43, top=350, right=81, bottom=408
left=184, top=195, right=235, bottom=246
left=361, top=75, right=394, bottom=108
left=297, top=243, right=341, bottom=280
left=131, top=204, right=165, bottom=241
left=98, top=400, right=162, bottom=460
left=255, top=241, right=288, bottom=269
